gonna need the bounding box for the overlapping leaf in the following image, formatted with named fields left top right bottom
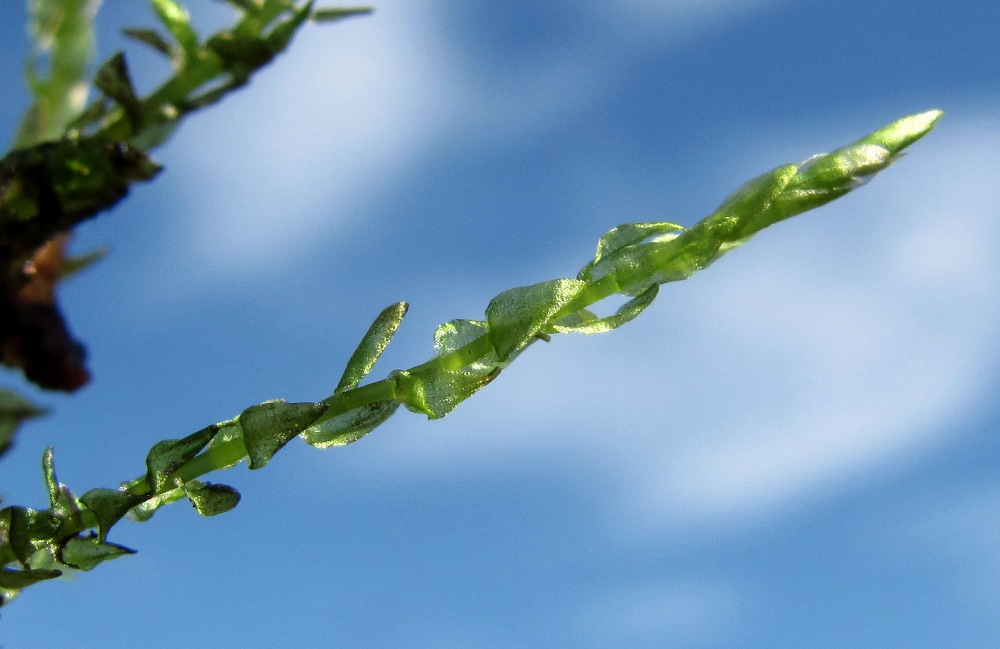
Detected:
left=0, top=109, right=944, bottom=607
left=240, top=399, right=328, bottom=469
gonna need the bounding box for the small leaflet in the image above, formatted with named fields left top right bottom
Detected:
left=149, top=0, right=200, bottom=55
left=300, top=400, right=401, bottom=448
left=486, top=278, right=586, bottom=361
left=93, top=53, right=144, bottom=132
left=122, top=27, right=175, bottom=58
left=79, top=488, right=145, bottom=542
left=393, top=367, right=498, bottom=420
left=240, top=400, right=328, bottom=470
left=551, top=284, right=659, bottom=335
left=4, top=506, right=61, bottom=567
left=266, top=1, right=313, bottom=51
left=59, top=535, right=135, bottom=571
left=144, top=425, right=218, bottom=493
left=0, top=567, right=62, bottom=590
left=183, top=481, right=241, bottom=517
left=337, top=302, right=408, bottom=391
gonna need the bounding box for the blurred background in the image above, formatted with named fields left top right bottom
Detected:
left=2, top=1, right=999, bottom=646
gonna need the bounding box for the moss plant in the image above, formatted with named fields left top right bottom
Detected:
left=0, top=0, right=942, bottom=606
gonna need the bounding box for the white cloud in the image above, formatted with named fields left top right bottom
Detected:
left=582, top=0, right=793, bottom=46
left=156, top=1, right=604, bottom=288
left=149, top=0, right=796, bottom=291
left=575, top=578, right=742, bottom=645
left=162, top=1, right=457, bottom=281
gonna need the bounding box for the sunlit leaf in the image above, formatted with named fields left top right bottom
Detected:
left=183, top=481, right=240, bottom=516
left=551, top=284, right=659, bottom=335
left=59, top=535, right=134, bottom=571
left=433, top=319, right=496, bottom=374
left=149, top=0, right=200, bottom=55
left=337, top=302, right=408, bottom=391
left=579, top=221, right=685, bottom=281
left=709, top=164, right=801, bottom=241
left=578, top=226, right=684, bottom=287
left=4, top=506, right=62, bottom=566
left=486, top=279, right=586, bottom=361
left=202, top=418, right=247, bottom=470
left=393, top=367, right=498, bottom=419
left=239, top=400, right=327, bottom=469
left=145, top=425, right=218, bottom=493
left=127, top=486, right=187, bottom=522
left=41, top=448, right=85, bottom=537
left=856, top=110, right=944, bottom=155
left=42, top=447, right=60, bottom=504
left=600, top=164, right=794, bottom=295
left=300, top=400, right=400, bottom=448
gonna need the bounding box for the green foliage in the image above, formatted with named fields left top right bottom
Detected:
left=16, top=0, right=102, bottom=148
left=0, top=389, right=47, bottom=457
left=0, top=0, right=945, bottom=615
left=0, top=106, right=942, bottom=605
left=75, top=0, right=373, bottom=150
left=3, top=0, right=374, bottom=263
left=1, top=0, right=372, bottom=447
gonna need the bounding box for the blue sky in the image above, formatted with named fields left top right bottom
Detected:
left=2, top=0, right=1000, bottom=647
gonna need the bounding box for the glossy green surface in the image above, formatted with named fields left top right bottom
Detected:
left=0, top=108, right=942, bottom=605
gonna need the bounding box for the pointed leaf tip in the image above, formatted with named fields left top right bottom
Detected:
left=312, top=7, right=374, bottom=23
left=60, top=536, right=136, bottom=571
left=859, top=109, right=944, bottom=155
left=337, top=302, right=408, bottom=392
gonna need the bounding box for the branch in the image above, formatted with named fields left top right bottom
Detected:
left=0, top=109, right=944, bottom=606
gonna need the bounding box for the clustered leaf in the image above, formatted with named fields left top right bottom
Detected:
left=73, top=0, right=375, bottom=149
left=2, top=0, right=368, bottom=412
left=0, top=47, right=943, bottom=608
left=16, top=0, right=102, bottom=148
left=5, top=0, right=374, bottom=262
